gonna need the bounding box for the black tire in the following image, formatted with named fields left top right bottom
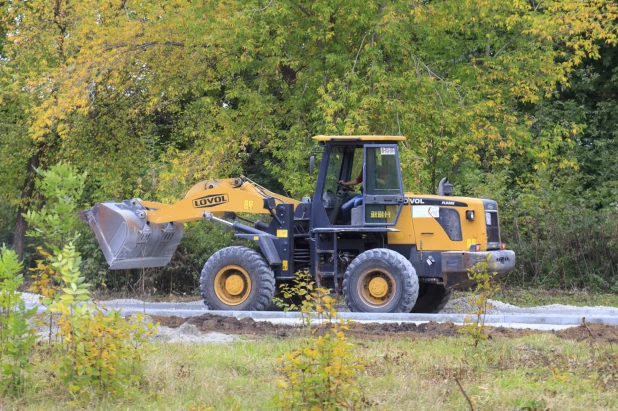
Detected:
left=265, top=288, right=285, bottom=311
left=200, top=246, right=275, bottom=311
left=410, top=283, right=452, bottom=313
left=343, top=248, right=419, bottom=313
left=266, top=280, right=306, bottom=311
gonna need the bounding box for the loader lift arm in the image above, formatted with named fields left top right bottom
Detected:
left=81, top=176, right=300, bottom=270
left=141, top=177, right=300, bottom=224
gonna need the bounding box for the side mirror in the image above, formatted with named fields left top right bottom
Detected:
left=438, top=177, right=453, bottom=196
left=309, top=155, right=315, bottom=174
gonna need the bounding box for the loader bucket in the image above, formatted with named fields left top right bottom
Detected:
left=80, top=200, right=184, bottom=270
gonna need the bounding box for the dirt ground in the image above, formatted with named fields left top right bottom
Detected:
left=150, top=314, right=618, bottom=344
left=556, top=323, right=618, bottom=344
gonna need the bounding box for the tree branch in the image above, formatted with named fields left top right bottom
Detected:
left=103, top=41, right=186, bottom=52
left=351, top=32, right=370, bottom=73
left=455, top=377, right=475, bottom=411
left=493, top=34, right=521, bottom=58
left=399, top=42, right=463, bottom=103
left=252, top=0, right=273, bottom=13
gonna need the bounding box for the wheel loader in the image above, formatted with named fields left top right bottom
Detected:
left=81, top=135, right=515, bottom=313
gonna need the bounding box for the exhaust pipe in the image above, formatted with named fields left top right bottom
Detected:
left=80, top=200, right=184, bottom=270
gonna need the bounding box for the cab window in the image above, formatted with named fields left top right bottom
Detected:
left=365, top=146, right=402, bottom=195
left=321, top=146, right=345, bottom=208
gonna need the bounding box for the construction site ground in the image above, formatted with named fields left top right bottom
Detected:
left=150, top=313, right=618, bottom=344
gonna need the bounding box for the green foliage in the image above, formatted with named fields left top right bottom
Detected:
left=3, top=0, right=617, bottom=195
left=21, top=162, right=109, bottom=295
left=1, top=299, right=37, bottom=398
left=514, top=398, right=548, bottom=411
left=25, top=163, right=90, bottom=328
left=2, top=0, right=618, bottom=292
left=500, top=175, right=618, bottom=290
left=47, top=243, right=157, bottom=399
left=273, top=271, right=318, bottom=327
left=273, top=273, right=365, bottom=410
left=163, top=221, right=236, bottom=292
left=0, top=247, right=37, bottom=398
left=274, top=322, right=363, bottom=410
left=0, top=247, right=25, bottom=307
left=24, top=162, right=87, bottom=252
left=460, top=258, right=501, bottom=348
left=18, top=161, right=157, bottom=400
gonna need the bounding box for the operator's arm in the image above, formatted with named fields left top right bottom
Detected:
left=339, top=170, right=363, bottom=187
left=338, top=177, right=360, bottom=187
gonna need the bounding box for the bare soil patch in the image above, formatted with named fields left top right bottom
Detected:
left=151, top=314, right=545, bottom=340
left=556, top=323, right=618, bottom=344
left=151, top=314, right=296, bottom=338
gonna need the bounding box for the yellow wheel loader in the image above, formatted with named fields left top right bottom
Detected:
left=81, top=136, right=515, bottom=313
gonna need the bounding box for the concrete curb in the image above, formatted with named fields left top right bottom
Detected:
left=99, top=302, right=618, bottom=317
left=495, top=307, right=618, bottom=316
left=113, top=307, right=618, bottom=327
left=28, top=302, right=618, bottom=328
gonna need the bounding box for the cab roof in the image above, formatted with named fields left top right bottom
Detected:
left=312, top=135, right=406, bottom=142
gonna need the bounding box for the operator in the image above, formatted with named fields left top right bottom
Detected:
left=339, top=169, right=363, bottom=224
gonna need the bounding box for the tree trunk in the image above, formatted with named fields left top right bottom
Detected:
left=13, top=152, right=40, bottom=260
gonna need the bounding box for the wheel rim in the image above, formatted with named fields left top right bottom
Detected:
left=214, top=265, right=251, bottom=306
left=358, top=268, right=396, bottom=308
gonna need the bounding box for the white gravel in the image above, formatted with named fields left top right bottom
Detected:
left=27, top=304, right=241, bottom=345
left=100, top=298, right=147, bottom=305
left=440, top=297, right=520, bottom=314
left=20, top=292, right=43, bottom=304
left=152, top=323, right=241, bottom=344
left=531, top=304, right=618, bottom=311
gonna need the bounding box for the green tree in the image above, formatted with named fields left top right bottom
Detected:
left=2, top=0, right=618, bottom=291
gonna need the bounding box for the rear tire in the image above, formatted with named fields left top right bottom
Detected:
left=343, top=248, right=418, bottom=313
left=410, top=283, right=452, bottom=313
left=200, top=246, right=275, bottom=311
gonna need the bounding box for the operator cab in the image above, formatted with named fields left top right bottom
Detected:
left=312, top=136, right=405, bottom=228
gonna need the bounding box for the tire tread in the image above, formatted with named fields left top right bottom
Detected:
left=200, top=246, right=275, bottom=311
left=410, top=284, right=452, bottom=313
left=342, top=248, right=418, bottom=313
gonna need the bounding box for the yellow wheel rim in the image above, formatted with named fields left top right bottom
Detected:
left=214, top=265, right=252, bottom=306
left=358, top=268, right=395, bottom=308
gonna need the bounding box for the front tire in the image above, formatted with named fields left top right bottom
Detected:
left=343, top=248, right=419, bottom=313
left=410, top=283, right=452, bottom=313
left=200, top=246, right=275, bottom=311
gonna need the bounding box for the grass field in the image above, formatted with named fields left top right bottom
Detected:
left=5, top=332, right=618, bottom=410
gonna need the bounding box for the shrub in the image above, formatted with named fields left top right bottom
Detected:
left=273, top=270, right=316, bottom=327
left=460, top=257, right=500, bottom=348
left=0, top=246, right=37, bottom=397
left=273, top=274, right=364, bottom=410
left=459, top=168, right=618, bottom=291
left=47, top=243, right=157, bottom=399
left=22, top=163, right=157, bottom=400
left=24, top=162, right=87, bottom=253
left=46, top=244, right=154, bottom=395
